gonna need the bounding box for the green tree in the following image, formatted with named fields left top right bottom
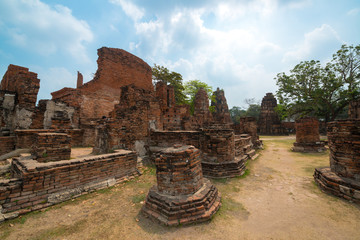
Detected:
left=152, top=64, right=186, bottom=104
left=229, top=106, right=246, bottom=123
left=275, top=44, right=360, bottom=122
left=229, top=99, right=261, bottom=123
left=184, top=80, right=213, bottom=114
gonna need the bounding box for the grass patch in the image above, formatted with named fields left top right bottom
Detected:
left=215, top=197, right=249, bottom=219
left=29, top=219, right=88, bottom=240
left=131, top=193, right=146, bottom=204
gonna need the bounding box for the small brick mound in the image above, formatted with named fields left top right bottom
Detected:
left=31, top=133, right=71, bottom=162
left=201, top=128, right=247, bottom=178
left=292, top=117, right=325, bottom=152
left=314, top=119, right=360, bottom=203
left=141, top=145, right=221, bottom=226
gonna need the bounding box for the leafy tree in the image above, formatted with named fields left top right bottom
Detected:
left=275, top=44, right=360, bottom=122
left=184, top=80, right=214, bottom=114
left=152, top=64, right=186, bottom=104
left=229, top=98, right=261, bottom=123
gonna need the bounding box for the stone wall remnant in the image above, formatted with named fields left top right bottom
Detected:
left=233, top=117, right=262, bottom=148
left=292, top=117, right=325, bottom=152
left=314, top=119, right=360, bottom=203
left=77, top=71, right=83, bottom=88
left=258, top=93, right=287, bottom=135
left=141, top=145, right=221, bottom=226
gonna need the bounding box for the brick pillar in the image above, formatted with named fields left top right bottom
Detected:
left=292, top=117, right=325, bottom=152
left=155, top=145, right=203, bottom=196
left=142, top=145, right=221, bottom=226
left=328, top=120, right=360, bottom=180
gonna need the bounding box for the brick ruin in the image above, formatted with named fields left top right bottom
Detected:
left=349, top=99, right=360, bottom=119
left=258, top=93, right=287, bottom=135
left=141, top=145, right=221, bottom=226
left=0, top=47, right=262, bottom=222
left=211, top=88, right=232, bottom=125
left=292, top=117, right=326, bottom=152
left=233, top=117, right=262, bottom=148
left=314, top=119, right=360, bottom=203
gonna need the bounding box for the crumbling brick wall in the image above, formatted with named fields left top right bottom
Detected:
left=258, top=93, right=287, bottom=135
left=0, top=150, right=138, bottom=217
left=0, top=136, right=16, bottom=155
left=31, top=133, right=71, bottom=162
left=0, top=65, right=40, bottom=131
left=211, top=88, right=232, bottom=124
left=349, top=99, right=360, bottom=119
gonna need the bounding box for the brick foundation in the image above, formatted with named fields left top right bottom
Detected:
left=0, top=150, right=138, bottom=220
left=141, top=145, right=221, bottom=226
left=31, top=133, right=71, bottom=162
left=292, top=117, right=325, bottom=152
left=0, top=136, right=16, bottom=155
left=201, top=128, right=247, bottom=178
left=314, top=119, right=360, bottom=203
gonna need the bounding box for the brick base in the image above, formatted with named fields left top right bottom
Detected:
left=201, top=155, right=247, bottom=178
left=314, top=167, right=360, bottom=203
left=141, top=179, right=221, bottom=226
left=292, top=142, right=326, bottom=153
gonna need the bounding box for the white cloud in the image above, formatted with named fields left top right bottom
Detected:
left=282, top=24, right=342, bottom=63
left=0, top=0, right=93, bottom=62
left=347, top=8, right=360, bottom=16
left=109, top=0, right=145, bottom=22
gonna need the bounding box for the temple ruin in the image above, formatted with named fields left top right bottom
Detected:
left=0, top=47, right=262, bottom=222
left=257, top=93, right=287, bottom=135
left=141, top=145, right=221, bottom=225
left=314, top=119, right=360, bottom=203
left=292, top=117, right=326, bottom=152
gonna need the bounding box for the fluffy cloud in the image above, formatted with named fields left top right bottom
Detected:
left=109, top=0, right=145, bottom=22
left=282, top=24, right=342, bottom=64
left=0, top=0, right=93, bottom=62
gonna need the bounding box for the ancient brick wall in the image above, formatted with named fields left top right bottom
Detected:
left=349, top=99, right=360, bottom=119
left=155, top=146, right=203, bottom=196
left=77, top=71, right=83, bottom=88
left=0, top=65, right=40, bottom=131
left=328, top=120, right=360, bottom=180
left=295, top=117, right=320, bottom=143
left=201, top=128, right=235, bottom=163
left=211, top=88, right=232, bottom=124
left=1, top=65, right=40, bottom=111
left=15, top=129, right=83, bottom=149
left=189, top=88, right=213, bottom=130
left=31, top=133, right=71, bottom=162
left=233, top=117, right=260, bottom=147
left=0, top=150, right=138, bottom=217
left=258, top=93, right=287, bottom=135
left=0, top=91, right=16, bottom=134
left=149, top=130, right=201, bottom=148
left=0, top=136, right=16, bottom=155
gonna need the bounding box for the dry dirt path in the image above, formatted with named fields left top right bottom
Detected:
left=1, top=136, right=360, bottom=240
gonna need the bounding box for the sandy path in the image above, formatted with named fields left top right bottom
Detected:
left=1, top=137, right=360, bottom=240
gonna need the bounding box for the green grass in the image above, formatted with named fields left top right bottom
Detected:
left=131, top=193, right=146, bottom=204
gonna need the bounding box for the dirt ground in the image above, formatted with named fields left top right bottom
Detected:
left=1, top=136, right=360, bottom=240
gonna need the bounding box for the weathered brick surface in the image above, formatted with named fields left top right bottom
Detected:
left=258, top=93, right=287, bottom=135
left=0, top=64, right=40, bottom=111
left=292, top=117, right=325, bottom=152
left=211, top=88, right=232, bottom=124
left=141, top=145, right=221, bottom=226
left=150, top=130, right=201, bottom=148
left=233, top=117, right=262, bottom=148
left=31, top=133, right=71, bottom=162
left=314, top=119, right=360, bottom=204
left=15, top=129, right=83, bottom=149
left=349, top=99, right=360, bottom=119
left=0, top=150, right=138, bottom=217
left=0, top=136, right=15, bottom=155
left=327, top=120, right=360, bottom=180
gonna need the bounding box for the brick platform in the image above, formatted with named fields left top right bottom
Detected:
left=201, top=128, right=247, bottom=178
left=0, top=150, right=139, bottom=220
left=292, top=117, right=325, bottom=152
left=141, top=145, right=221, bottom=226
left=31, top=133, right=71, bottom=162
left=314, top=119, right=360, bottom=203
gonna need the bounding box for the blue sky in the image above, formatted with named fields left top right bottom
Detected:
left=0, top=0, right=359, bottom=108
